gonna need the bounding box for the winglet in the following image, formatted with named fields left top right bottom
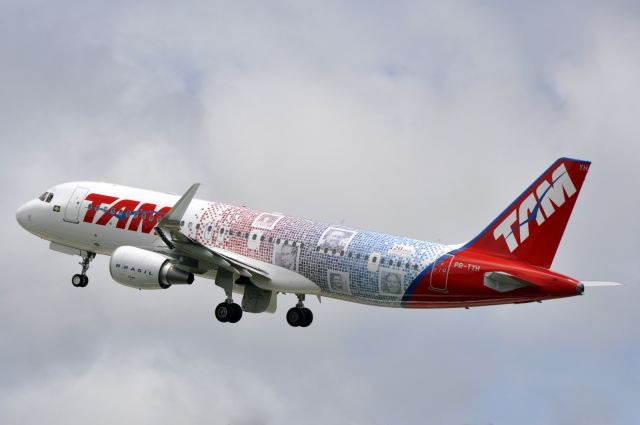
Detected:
left=159, top=183, right=200, bottom=229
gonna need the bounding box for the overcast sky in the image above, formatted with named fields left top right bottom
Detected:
left=1, top=1, right=639, bottom=424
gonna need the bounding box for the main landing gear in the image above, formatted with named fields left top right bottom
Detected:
left=215, top=299, right=243, bottom=324
left=71, top=252, right=95, bottom=288
left=214, top=269, right=243, bottom=324
left=286, top=294, right=313, bottom=328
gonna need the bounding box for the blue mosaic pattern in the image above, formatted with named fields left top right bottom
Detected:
left=191, top=202, right=449, bottom=306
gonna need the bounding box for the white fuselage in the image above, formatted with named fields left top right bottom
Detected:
left=17, top=181, right=451, bottom=307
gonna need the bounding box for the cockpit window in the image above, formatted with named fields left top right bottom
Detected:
left=38, top=192, right=49, bottom=201
left=45, top=193, right=54, bottom=203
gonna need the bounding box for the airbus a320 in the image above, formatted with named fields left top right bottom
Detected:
left=16, top=158, right=618, bottom=327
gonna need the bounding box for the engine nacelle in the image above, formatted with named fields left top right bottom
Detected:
left=110, top=246, right=194, bottom=290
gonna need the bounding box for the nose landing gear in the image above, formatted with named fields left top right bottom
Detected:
left=286, top=294, right=313, bottom=327
left=71, top=252, right=95, bottom=288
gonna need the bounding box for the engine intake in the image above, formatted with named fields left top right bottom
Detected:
left=110, top=246, right=194, bottom=290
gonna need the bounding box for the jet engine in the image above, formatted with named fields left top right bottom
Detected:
left=110, top=246, right=194, bottom=290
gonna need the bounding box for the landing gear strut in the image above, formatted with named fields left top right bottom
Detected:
left=287, top=294, right=313, bottom=327
left=71, top=252, right=95, bottom=288
left=214, top=269, right=243, bottom=324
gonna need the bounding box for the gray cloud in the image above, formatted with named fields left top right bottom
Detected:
left=2, top=1, right=639, bottom=424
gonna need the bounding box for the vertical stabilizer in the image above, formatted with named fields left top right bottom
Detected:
left=464, top=158, right=590, bottom=268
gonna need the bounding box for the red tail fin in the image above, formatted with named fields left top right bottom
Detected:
left=465, top=158, right=591, bottom=269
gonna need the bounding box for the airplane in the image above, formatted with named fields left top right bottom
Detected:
left=15, top=157, right=619, bottom=327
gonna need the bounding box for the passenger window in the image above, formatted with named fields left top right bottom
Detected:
left=252, top=234, right=257, bottom=240
left=207, top=226, right=212, bottom=232
left=260, top=235, right=265, bottom=241
left=413, top=264, right=419, bottom=270
left=397, top=260, right=402, bottom=267
left=364, top=255, right=369, bottom=261
left=372, top=257, right=377, bottom=263
left=180, top=221, right=185, bottom=226
left=348, top=252, right=353, bottom=258
left=284, top=240, right=288, bottom=246
left=300, top=243, right=305, bottom=249
left=196, top=223, right=200, bottom=230
left=324, top=248, right=329, bottom=254
left=236, top=231, right=241, bottom=237
left=219, top=228, right=224, bottom=234
left=340, top=251, right=345, bottom=256
left=276, top=238, right=281, bottom=244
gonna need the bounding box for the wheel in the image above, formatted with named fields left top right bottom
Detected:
left=81, top=275, right=89, bottom=287
left=300, top=308, right=313, bottom=327
left=215, top=302, right=231, bottom=323
left=286, top=307, right=302, bottom=327
left=228, top=303, right=243, bottom=323
left=72, top=274, right=85, bottom=287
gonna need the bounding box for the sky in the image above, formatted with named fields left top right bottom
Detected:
left=1, top=0, right=639, bottom=424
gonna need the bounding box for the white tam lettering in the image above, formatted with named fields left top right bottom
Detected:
left=536, top=163, right=577, bottom=218
left=493, top=210, right=518, bottom=252
left=518, top=193, right=545, bottom=243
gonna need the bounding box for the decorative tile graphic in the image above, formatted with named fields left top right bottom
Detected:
left=327, top=269, right=350, bottom=295
left=190, top=201, right=449, bottom=307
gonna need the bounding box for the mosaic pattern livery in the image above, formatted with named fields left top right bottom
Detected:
left=184, top=202, right=450, bottom=307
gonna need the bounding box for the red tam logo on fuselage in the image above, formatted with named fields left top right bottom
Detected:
left=493, top=163, right=577, bottom=252
left=83, top=193, right=171, bottom=234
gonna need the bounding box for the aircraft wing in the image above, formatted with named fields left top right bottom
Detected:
left=154, top=183, right=267, bottom=278
left=154, top=184, right=319, bottom=294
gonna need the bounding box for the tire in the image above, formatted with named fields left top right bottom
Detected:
left=300, top=308, right=313, bottom=327
left=72, top=274, right=84, bottom=287
left=228, top=303, right=243, bottom=323
left=286, top=307, right=302, bottom=327
left=81, top=275, right=89, bottom=287
left=215, top=302, right=230, bottom=323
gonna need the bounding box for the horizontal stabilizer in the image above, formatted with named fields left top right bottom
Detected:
left=484, top=271, right=536, bottom=293
left=581, top=281, right=623, bottom=287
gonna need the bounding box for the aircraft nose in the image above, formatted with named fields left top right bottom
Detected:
left=16, top=201, right=33, bottom=230
left=576, top=282, right=585, bottom=295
